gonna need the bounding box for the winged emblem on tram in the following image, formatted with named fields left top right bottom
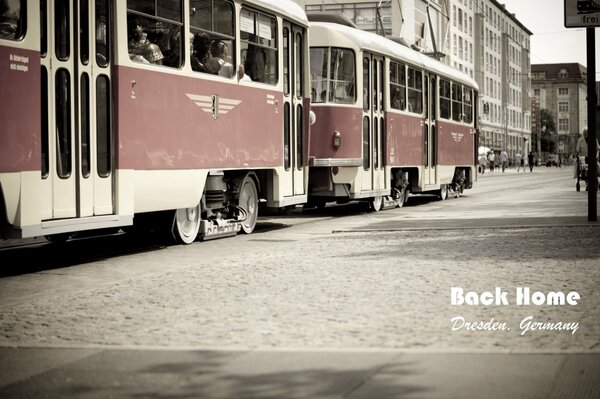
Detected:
left=185, top=93, right=242, bottom=119
left=451, top=132, right=465, bottom=143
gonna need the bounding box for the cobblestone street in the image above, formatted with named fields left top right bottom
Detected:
left=1, top=168, right=599, bottom=353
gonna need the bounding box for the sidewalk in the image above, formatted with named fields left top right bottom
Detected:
left=1, top=347, right=599, bottom=398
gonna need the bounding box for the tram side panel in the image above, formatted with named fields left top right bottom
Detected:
left=0, top=38, right=41, bottom=236
left=114, top=66, right=284, bottom=214
left=385, top=112, right=424, bottom=166
left=437, top=120, right=476, bottom=188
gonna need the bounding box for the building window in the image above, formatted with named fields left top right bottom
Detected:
left=558, top=87, right=569, bottom=96
left=558, top=118, right=569, bottom=132
left=558, top=101, right=569, bottom=113
left=533, top=88, right=540, bottom=96
left=558, top=69, right=568, bottom=79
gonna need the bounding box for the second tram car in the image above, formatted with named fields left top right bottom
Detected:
left=0, top=0, right=311, bottom=243
left=307, top=19, right=479, bottom=210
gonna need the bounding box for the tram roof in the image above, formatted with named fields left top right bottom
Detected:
left=245, top=0, right=309, bottom=26
left=310, top=22, right=478, bottom=90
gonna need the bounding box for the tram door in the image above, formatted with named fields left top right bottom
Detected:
left=282, top=22, right=306, bottom=197
left=423, top=73, right=437, bottom=185
left=361, top=53, right=385, bottom=192
left=40, top=0, right=114, bottom=221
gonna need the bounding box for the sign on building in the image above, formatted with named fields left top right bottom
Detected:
left=565, top=0, right=600, bottom=27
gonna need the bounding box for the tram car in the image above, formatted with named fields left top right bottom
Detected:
left=0, top=0, right=311, bottom=243
left=307, top=18, right=479, bottom=210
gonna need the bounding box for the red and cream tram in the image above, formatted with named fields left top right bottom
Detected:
left=307, top=19, right=479, bottom=210
left=0, top=0, right=310, bottom=243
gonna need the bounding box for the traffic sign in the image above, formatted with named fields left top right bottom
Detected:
left=565, top=0, right=600, bottom=27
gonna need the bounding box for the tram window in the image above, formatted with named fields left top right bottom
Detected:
left=296, top=104, right=303, bottom=170
left=295, top=32, right=303, bottom=98
left=452, top=83, right=463, bottom=122
left=283, top=28, right=289, bottom=95
left=363, top=58, right=369, bottom=111
left=240, top=8, right=277, bottom=84
left=40, top=0, right=47, bottom=56
left=81, top=74, right=91, bottom=178
left=309, top=47, right=327, bottom=102
left=80, top=1, right=89, bottom=64
left=463, top=88, right=473, bottom=124
left=362, top=116, right=370, bottom=170
left=407, top=67, right=422, bottom=114
left=96, top=75, right=111, bottom=178
left=55, top=0, right=70, bottom=61
left=127, top=1, right=183, bottom=68
left=284, top=103, right=290, bottom=170
left=390, top=61, right=406, bottom=111
left=439, top=79, right=451, bottom=119
left=190, top=0, right=234, bottom=76
left=96, top=0, right=110, bottom=67
left=329, top=48, right=354, bottom=103
left=373, top=59, right=378, bottom=111
left=0, top=0, right=26, bottom=40
left=55, top=69, right=72, bottom=179
left=41, top=67, right=49, bottom=179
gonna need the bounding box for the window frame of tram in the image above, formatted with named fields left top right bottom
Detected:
left=295, top=30, right=304, bottom=171
left=56, top=68, right=72, bottom=179
left=96, top=75, right=111, bottom=178
left=309, top=47, right=355, bottom=104
left=0, top=0, right=27, bottom=41
left=239, top=7, right=278, bottom=85
left=451, top=83, right=463, bottom=122
left=407, top=67, right=423, bottom=115
left=362, top=57, right=370, bottom=170
left=190, top=0, right=235, bottom=77
left=127, top=0, right=183, bottom=68
left=389, top=61, right=406, bottom=111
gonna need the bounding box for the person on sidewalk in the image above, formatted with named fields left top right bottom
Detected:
left=528, top=152, right=534, bottom=173
left=488, top=151, right=495, bottom=173
left=575, top=128, right=599, bottom=190
left=500, top=150, right=508, bottom=173
left=515, top=152, right=522, bottom=172
left=478, top=153, right=487, bottom=174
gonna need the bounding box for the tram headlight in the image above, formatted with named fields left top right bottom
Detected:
left=309, top=110, right=316, bottom=125
left=332, top=131, right=342, bottom=149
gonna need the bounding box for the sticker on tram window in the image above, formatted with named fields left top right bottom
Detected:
left=258, top=15, right=271, bottom=40
left=240, top=11, right=254, bottom=34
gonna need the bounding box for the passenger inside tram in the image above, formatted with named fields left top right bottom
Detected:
left=128, top=21, right=164, bottom=65
left=0, top=0, right=20, bottom=39
left=191, top=31, right=221, bottom=74
left=243, top=45, right=266, bottom=82
left=210, top=40, right=233, bottom=77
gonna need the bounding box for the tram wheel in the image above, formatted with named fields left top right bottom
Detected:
left=172, top=204, right=201, bottom=245
left=239, top=175, right=258, bottom=234
left=370, top=196, right=383, bottom=212
left=438, top=185, right=448, bottom=201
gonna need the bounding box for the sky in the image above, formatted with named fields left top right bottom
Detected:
left=499, top=0, right=600, bottom=74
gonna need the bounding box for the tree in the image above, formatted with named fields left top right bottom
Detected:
left=539, top=109, right=557, bottom=154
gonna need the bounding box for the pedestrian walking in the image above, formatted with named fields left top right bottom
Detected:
left=500, top=150, right=508, bottom=173
left=478, top=154, right=487, bottom=174
left=528, top=151, right=534, bottom=173
left=488, top=151, right=495, bottom=173
left=515, top=152, right=522, bottom=172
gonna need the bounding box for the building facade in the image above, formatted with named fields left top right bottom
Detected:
left=531, top=63, right=588, bottom=158
left=300, top=0, right=533, bottom=159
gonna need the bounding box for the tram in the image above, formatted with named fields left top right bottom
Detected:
left=0, top=0, right=310, bottom=243
left=307, top=19, right=479, bottom=210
